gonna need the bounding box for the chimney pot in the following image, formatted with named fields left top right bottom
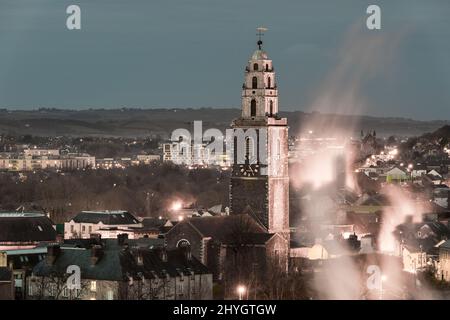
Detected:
left=90, top=245, right=104, bottom=265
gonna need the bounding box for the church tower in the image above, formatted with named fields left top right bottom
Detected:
left=230, top=29, right=290, bottom=240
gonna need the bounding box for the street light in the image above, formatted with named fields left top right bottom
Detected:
left=237, top=285, right=246, bottom=300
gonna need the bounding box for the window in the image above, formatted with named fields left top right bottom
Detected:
left=90, top=281, right=97, bottom=292
left=178, top=283, right=184, bottom=295
left=177, top=239, right=190, bottom=248
left=88, top=226, right=92, bottom=233
left=252, top=76, right=257, bottom=89
left=70, top=225, right=74, bottom=233
left=82, top=225, right=86, bottom=233
left=266, top=63, right=269, bottom=71
left=245, top=137, right=254, bottom=161
left=267, top=77, right=271, bottom=88
left=253, top=63, right=258, bottom=71
left=250, top=99, right=257, bottom=117
left=49, top=284, right=56, bottom=297
left=269, top=100, right=274, bottom=115
left=106, top=290, right=114, bottom=300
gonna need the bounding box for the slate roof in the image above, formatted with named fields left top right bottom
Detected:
left=33, top=247, right=124, bottom=281
left=0, top=212, right=56, bottom=243
left=141, top=218, right=173, bottom=233
left=32, top=245, right=210, bottom=281
left=182, top=214, right=267, bottom=243
left=71, top=211, right=140, bottom=225
left=440, top=240, right=450, bottom=250
left=121, top=248, right=210, bottom=279
left=63, top=238, right=164, bottom=250
left=8, top=252, right=46, bottom=270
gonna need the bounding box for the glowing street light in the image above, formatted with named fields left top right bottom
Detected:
left=237, top=285, right=246, bottom=300
left=171, top=201, right=182, bottom=211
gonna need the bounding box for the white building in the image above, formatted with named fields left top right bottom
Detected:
left=163, top=142, right=229, bottom=167
left=0, top=150, right=94, bottom=172
left=64, top=210, right=142, bottom=239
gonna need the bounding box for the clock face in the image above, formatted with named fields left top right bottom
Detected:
left=239, top=163, right=260, bottom=177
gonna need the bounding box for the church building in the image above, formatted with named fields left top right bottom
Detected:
left=165, top=29, right=290, bottom=297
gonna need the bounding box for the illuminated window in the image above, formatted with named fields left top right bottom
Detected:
left=90, top=281, right=97, bottom=292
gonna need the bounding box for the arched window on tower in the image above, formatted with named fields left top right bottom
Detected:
left=252, top=76, right=257, bottom=89
left=245, top=137, right=254, bottom=162
left=267, top=77, right=271, bottom=89
left=266, top=63, right=269, bottom=71
left=250, top=99, right=257, bottom=117
left=269, top=100, right=274, bottom=115
left=253, top=63, right=258, bottom=71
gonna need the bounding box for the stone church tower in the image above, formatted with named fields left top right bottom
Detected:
left=230, top=30, right=290, bottom=241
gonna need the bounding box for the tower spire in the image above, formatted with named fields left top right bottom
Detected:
left=256, top=27, right=268, bottom=49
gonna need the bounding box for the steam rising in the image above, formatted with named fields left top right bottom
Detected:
left=293, top=23, right=405, bottom=299
left=378, top=185, right=424, bottom=253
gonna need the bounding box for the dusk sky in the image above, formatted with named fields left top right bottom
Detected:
left=0, top=0, right=449, bottom=120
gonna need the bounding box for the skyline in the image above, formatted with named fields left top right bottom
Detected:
left=0, top=0, right=449, bottom=120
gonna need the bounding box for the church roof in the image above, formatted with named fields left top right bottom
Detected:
left=176, top=214, right=268, bottom=243
left=251, top=49, right=268, bottom=60
left=71, top=210, right=140, bottom=225
left=0, top=212, right=56, bottom=243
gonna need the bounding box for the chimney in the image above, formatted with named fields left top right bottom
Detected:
left=117, top=233, right=128, bottom=246
left=46, top=245, right=61, bottom=265
left=56, top=234, right=64, bottom=244
left=90, top=245, right=104, bottom=266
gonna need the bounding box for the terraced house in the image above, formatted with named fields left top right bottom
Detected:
left=28, top=239, right=212, bottom=300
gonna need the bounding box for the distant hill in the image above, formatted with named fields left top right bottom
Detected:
left=0, top=108, right=447, bottom=138
left=429, top=125, right=450, bottom=139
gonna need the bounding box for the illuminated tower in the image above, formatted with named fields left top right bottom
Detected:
left=230, top=28, right=290, bottom=240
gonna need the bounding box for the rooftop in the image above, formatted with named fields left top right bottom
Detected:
left=71, top=210, right=140, bottom=225
left=0, top=213, right=56, bottom=243
left=251, top=49, right=268, bottom=60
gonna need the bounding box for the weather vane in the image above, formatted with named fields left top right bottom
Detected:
left=256, top=27, right=268, bottom=49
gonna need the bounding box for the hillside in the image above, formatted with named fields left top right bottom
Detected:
left=0, top=108, right=447, bottom=138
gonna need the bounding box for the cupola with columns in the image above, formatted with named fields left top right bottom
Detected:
left=241, top=29, right=278, bottom=120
